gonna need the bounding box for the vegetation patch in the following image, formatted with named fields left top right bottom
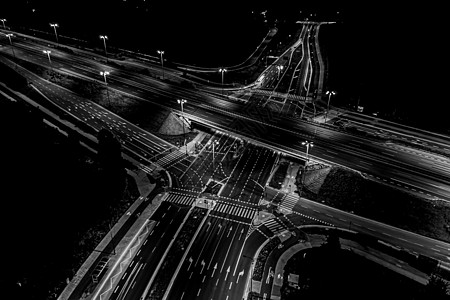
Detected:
left=296, top=166, right=450, bottom=242
left=253, top=237, right=281, bottom=281
left=280, top=240, right=446, bottom=299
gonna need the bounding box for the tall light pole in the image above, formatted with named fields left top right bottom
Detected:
left=5, top=33, right=16, bottom=61
left=219, top=68, right=227, bottom=95
left=49, top=23, right=59, bottom=45
left=0, top=19, right=6, bottom=30
left=325, top=90, right=336, bottom=123
left=100, top=71, right=110, bottom=105
left=43, top=50, right=52, bottom=70
left=251, top=178, right=267, bottom=207
left=177, top=99, right=187, bottom=154
left=207, top=139, right=219, bottom=181
left=301, top=140, right=313, bottom=163
left=99, top=35, right=108, bottom=63
left=300, top=140, right=313, bottom=198
left=276, top=65, right=284, bottom=80
left=157, top=50, right=164, bottom=79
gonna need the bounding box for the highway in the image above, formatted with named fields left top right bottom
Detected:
left=1, top=25, right=450, bottom=300
left=6, top=29, right=447, bottom=201
left=105, top=201, right=189, bottom=300
left=3, top=29, right=450, bottom=203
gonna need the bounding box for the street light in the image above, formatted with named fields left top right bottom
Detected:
left=299, top=140, right=313, bottom=198
left=43, top=50, right=51, bottom=64
left=99, top=35, right=108, bottom=63
left=301, top=140, right=313, bottom=163
left=276, top=65, right=284, bottom=80
left=325, top=90, right=336, bottom=123
left=177, top=99, right=187, bottom=154
left=100, top=71, right=110, bottom=105
left=219, top=68, right=227, bottom=95
left=207, top=139, right=219, bottom=181
left=0, top=19, right=6, bottom=30
left=5, top=33, right=16, bottom=61
left=157, top=50, right=164, bottom=79
left=49, top=23, right=59, bottom=45
left=251, top=179, right=267, bottom=211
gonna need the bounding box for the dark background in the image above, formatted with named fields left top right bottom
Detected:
left=0, top=1, right=447, bottom=298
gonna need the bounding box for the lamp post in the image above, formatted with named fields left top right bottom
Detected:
left=276, top=65, right=284, bottom=80
left=0, top=19, right=6, bottom=30
left=299, top=140, right=313, bottom=198
left=99, top=35, right=108, bottom=63
left=301, top=140, right=313, bottom=163
left=207, top=139, right=219, bottom=181
left=325, top=90, right=336, bottom=123
left=157, top=50, right=164, bottom=79
left=251, top=179, right=267, bottom=215
left=100, top=71, right=110, bottom=105
left=177, top=99, right=187, bottom=154
left=5, top=33, right=16, bottom=61
left=43, top=50, right=51, bottom=64
left=49, top=23, right=59, bottom=45
left=219, top=68, right=227, bottom=95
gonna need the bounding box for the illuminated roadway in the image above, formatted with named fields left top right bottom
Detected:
left=3, top=32, right=449, bottom=202
left=1, top=28, right=450, bottom=300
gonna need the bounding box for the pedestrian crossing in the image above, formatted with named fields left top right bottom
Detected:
left=138, top=163, right=155, bottom=174
left=156, top=150, right=185, bottom=168
left=164, top=192, right=197, bottom=206
left=279, top=193, right=299, bottom=211
left=211, top=201, right=257, bottom=222
left=261, top=217, right=289, bottom=236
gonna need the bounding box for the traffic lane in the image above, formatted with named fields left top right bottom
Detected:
left=219, top=144, right=258, bottom=199
left=27, top=64, right=450, bottom=202
left=167, top=215, right=226, bottom=299
left=172, top=220, right=247, bottom=300
left=15, top=32, right=448, bottom=175
left=339, top=111, right=450, bottom=148
left=211, top=225, right=268, bottom=300
left=35, top=73, right=173, bottom=155
left=301, top=140, right=450, bottom=199
left=234, top=146, right=275, bottom=203
left=113, top=202, right=190, bottom=300
left=289, top=199, right=450, bottom=261
left=202, top=222, right=249, bottom=300
left=32, top=78, right=169, bottom=158
left=14, top=34, right=450, bottom=197
left=8, top=53, right=173, bottom=155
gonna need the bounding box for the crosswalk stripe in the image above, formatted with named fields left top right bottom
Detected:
left=237, top=208, right=244, bottom=217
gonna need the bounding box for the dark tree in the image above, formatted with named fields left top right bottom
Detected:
left=425, top=275, right=450, bottom=299
left=97, top=128, right=126, bottom=202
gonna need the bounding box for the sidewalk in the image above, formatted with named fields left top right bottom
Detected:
left=280, top=162, right=300, bottom=194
